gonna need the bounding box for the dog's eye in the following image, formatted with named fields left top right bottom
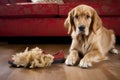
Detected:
left=75, top=15, right=78, bottom=19
left=86, top=15, right=90, bottom=19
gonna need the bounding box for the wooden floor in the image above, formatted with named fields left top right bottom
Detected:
left=0, top=43, right=120, bottom=80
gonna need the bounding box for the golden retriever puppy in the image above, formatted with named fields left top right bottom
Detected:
left=64, top=4, right=119, bottom=68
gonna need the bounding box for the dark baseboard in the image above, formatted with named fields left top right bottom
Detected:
left=0, top=36, right=72, bottom=44
left=116, top=36, right=120, bottom=44
left=0, top=36, right=120, bottom=44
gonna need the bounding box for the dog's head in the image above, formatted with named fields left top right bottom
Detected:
left=64, top=4, right=102, bottom=36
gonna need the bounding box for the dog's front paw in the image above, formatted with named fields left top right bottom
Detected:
left=79, top=58, right=92, bottom=68
left=65, top=55, right=78, bottom=66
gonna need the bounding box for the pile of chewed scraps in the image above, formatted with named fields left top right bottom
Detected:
left=8, top=47, right=65, bottom=68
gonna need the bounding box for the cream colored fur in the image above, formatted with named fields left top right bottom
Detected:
left=12, top=47, right=54, bottom=68
left=64, top=4, right=119, bottom=68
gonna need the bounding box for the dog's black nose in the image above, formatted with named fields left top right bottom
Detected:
left=79, top=25, right=85, bottom=31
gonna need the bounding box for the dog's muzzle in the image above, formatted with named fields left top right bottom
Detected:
left=78, top=25, right=85, bottom=32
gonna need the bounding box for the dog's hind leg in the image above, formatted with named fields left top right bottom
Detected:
left=110, top=46, right=119, bottom=54
left=109, top=34, right=119, bottom=54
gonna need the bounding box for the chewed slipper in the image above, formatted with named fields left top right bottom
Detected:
left=53, top=50, right=65, bottom=63
left=8, top=47, right=65, bottom=68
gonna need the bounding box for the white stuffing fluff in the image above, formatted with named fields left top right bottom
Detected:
left=12, top=47, right=54, bottom=68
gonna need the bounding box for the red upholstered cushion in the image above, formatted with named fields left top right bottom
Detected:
left=59, top=3, right=120, bottom=16
left=0, top=0, right=9, bottom=5
left=0, top=18, right=68, bottom=36
left=0, top=17, right=120, bottom=36
left=0, top=3, right=58, bottom=17
left=102, top=17, right=120, bottom=36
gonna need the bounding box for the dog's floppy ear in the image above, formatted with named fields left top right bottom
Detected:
left=64, top=9, right=75, bottom=34
left=92, top=10, right=102, bottom=33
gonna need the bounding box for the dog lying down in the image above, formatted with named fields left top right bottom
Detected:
left=64, top=4, right=119, bottom=68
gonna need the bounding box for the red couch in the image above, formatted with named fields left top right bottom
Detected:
left=0, top=0, right=120, bottom=37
